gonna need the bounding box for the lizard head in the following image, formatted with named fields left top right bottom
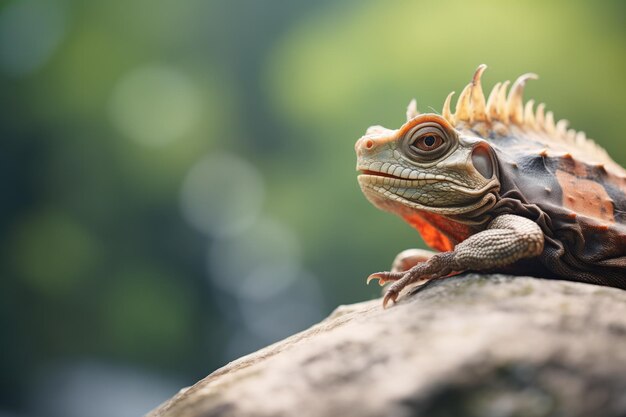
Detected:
left=355, top=63, right=595, bottom=223
left=355, top=112, right=500, bottom=222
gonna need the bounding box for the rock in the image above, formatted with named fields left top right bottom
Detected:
left=146, top=274, right=626, bottom=417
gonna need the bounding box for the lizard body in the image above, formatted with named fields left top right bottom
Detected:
left=356, top=65, right=626, bottom=307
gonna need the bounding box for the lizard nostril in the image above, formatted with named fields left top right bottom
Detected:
left=364, top=139, right=374, bottom=150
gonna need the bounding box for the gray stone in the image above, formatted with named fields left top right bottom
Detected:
left=146, top=274, right=626, bottom=417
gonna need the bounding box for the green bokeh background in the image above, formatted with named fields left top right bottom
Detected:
left=1, top=0, right=625, bottom=415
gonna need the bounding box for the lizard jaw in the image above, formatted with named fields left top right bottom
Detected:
left=357, top=175, right=499, bottom=219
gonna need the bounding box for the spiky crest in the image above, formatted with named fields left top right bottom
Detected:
left=406, top=98, right=419, bottom=121
left=440, top=65, right=618, bottom=172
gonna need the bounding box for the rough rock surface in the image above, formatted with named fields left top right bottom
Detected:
left=147, top=274, right=626, bottom=417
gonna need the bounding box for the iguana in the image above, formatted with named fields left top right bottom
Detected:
left=356, top=65, right=626, bottom=307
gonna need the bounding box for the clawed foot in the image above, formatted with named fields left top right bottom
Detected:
left=366, top=252, right=457, bottom=308
left=379, top=274, right=434, bottom=308
left=366, top=271, right=432, bottom=307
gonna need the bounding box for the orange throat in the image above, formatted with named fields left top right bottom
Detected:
left=401, top=211, right=474, bottom=252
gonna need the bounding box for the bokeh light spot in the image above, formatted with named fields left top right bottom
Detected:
left=0, top=0, right=67, bottom=76
left=207, top=216, right=301, bottom=297
left=100, top=265, right=193, bottom=360
left=109, top=66, right=201, bottom=147
left=223, top=271, right=325, bottom=360
left=181, top=152, right=265, bottom=237
left=12, top=211, right=100, bottom=296
left=237, top=271, right=324, bottom=341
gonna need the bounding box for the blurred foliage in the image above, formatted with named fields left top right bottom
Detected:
left=0, top=0, right=624, bottom=415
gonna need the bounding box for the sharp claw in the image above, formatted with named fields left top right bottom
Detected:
left=382, top=289, right=398, bottom=309
left=366, top=274, right=380, bottom=285
left=367, top=271, right=403, bottom=286
left=366, top=272, right=389, bottom=285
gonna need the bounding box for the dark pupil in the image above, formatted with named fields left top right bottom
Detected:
left=423, top=135, right=436, bottom=147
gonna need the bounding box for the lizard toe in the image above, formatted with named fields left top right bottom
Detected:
left=382, top=288, right=399, bottom=309
left=366, top=271, right=402, bottom=286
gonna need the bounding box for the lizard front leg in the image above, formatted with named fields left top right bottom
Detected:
left=367, top=214, right=544, bottom=308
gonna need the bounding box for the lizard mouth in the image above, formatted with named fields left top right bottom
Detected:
left=358, top=179, right=499, bottom=221
left=359, top=169, right=404, bottom=180
left=358, top=169, right=465, bottom=188
left=357, top=166, right=500, bottom=193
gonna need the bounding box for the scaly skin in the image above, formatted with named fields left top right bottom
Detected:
left=367, top=215, right=544, bottom=308
left=356, top=65, right=626, bottom=307
left=356, top=109, right=517, bottom=306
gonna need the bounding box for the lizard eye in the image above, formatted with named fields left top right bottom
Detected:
left=404, top=123, right=454, bottom=161
left=412, top=133, right=444, bottom=152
